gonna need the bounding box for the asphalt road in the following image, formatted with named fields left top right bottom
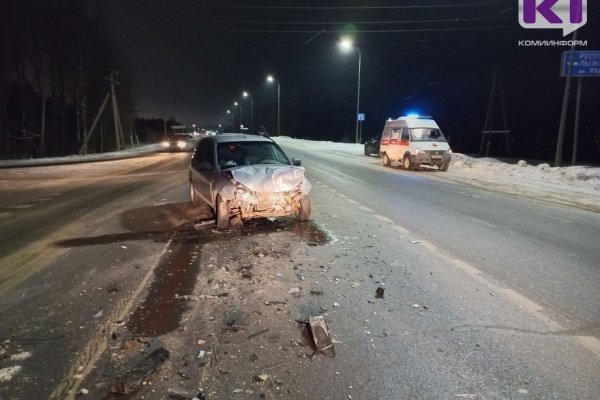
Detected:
left=0, top=147, right=598, bottom=400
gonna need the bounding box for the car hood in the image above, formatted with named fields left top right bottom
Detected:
left=220, top=165, right=311, bottom=197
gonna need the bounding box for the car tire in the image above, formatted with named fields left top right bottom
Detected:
left=364, top=146, right=370, bottom=156
left=382, top=153, right=391, bottom=167
left=403, top=155, right=414, bottom=170
left=216, top=195, right=230, bottom=229
left=439, top=160, right=449, bottom=171
left=297, top=196, right=311, bottom=221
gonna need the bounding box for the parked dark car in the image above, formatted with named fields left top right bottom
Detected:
left=364, top=136, right=380, bottom=156
left=189, top=134, right=312, bottom=229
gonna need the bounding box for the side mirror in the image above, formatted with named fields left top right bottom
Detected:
left=292, top=159, right=302, bottom=166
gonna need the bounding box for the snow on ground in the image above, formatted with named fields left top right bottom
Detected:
left=0, top=144, right=160, bottom=168
left=1, top=138, right=598, bottom=212
left=275, top=137, right=600, bottom=212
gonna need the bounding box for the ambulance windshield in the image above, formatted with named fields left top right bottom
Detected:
left=410, top=128, right=446, bottom=142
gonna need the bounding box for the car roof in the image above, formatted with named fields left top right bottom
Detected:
left=207, top=133, right=274, bottom=144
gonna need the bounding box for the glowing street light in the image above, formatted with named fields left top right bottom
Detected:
left=266, top=75, right=281, bottom=136
left=338, top=37, right=362, bottom=144
left=242, top=91, right=254, bottom=133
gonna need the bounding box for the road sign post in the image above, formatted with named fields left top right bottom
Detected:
left=561, top=51, right=600, bottom=77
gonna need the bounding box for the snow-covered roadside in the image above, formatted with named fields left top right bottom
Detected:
left=0, top=144, right=160, bottom=168
left=274, top=137, right=600, bottom=212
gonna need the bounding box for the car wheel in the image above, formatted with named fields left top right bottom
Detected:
left=403, top=155, right=414, bottom=170
left=364, top=146, right=369, bottom=156
left=297, top=195, right=311, bottom=221
left=439, top=160, right=449, bottom=171
left=382, top=153, right=391, bottom=167
left=216, top=195, right=230, bottom=229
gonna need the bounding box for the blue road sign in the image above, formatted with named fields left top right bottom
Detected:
left=357, top=113, right=365, bottom=121
left=561, top=51, right=600, bottom=77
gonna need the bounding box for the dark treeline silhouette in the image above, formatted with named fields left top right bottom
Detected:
left=135, top=117, right=184, bottom=143
left=0, top=0, right=135, bottom=159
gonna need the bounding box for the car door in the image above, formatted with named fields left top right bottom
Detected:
left=190, top=139, right=217, bottom=206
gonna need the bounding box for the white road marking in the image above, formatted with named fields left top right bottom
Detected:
left=7, top=204, right=33, bottom=209
left=346, top=199, right=360, bottom=205
left=392, top=225, right=410, bottom=235
left=373, top=215, right=394, bottom=224
left=358, top=206, right=374, bottom=212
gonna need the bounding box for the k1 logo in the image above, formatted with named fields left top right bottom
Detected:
left=519, top=0, right=587, bottom=36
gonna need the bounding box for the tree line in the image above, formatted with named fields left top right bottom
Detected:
left=0, top=0, right=135, bottom=159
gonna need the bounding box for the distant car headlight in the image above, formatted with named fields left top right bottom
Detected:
left=447, top=149, right=453, bottom=154
left=176, top=141, right=187, bottom=149
left=160, top=141, right=169, bottom=147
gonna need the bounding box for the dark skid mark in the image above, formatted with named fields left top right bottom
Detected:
left=241, top=218, right=333, bottom=246
left=127, top=230, right=202, bottom=337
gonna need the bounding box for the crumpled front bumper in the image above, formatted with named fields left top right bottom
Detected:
left=231, top=182, right=304, bottom=218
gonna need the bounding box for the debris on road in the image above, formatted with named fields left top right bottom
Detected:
left=253, top=373, right=269, bottom=382
left=305, top=315, right=335, bottom=358
left=375, top=287, right=385, bottom=298
left=109, top=347, right=170, bottom=396
left=288, top=287, right=303, bottom=297
left=247, top=329, right=270, bottom=340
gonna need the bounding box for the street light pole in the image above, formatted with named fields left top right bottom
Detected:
left=339, top=38, right=362, bottom=143
left=355, top=48, right=362, bottom=144
left=243, top=91, right=253, bottom=133
left=267, top=75, right=281, bottom=136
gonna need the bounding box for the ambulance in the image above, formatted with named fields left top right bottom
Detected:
left=379, top=115, right=452, bottom=171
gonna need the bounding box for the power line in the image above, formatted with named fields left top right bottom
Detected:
left=204, top=2, right=513, bottom=10
left=183, top=26, right=516, bottom=34
left=194, top=16, right=513, bottom=25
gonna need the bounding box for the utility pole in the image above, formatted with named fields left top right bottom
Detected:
left=555, top=30, right=578, bottom=167
left=79, top=70, right=125, bottom=154
left=107, top=71, right=124, bottom=151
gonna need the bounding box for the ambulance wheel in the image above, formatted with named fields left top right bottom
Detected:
left=216, top=195, right=230, bottom=229
left=403, top=155, right=414, bottom=170
left=439, top=160, right=449, bottom=171
left=382, top=153, right=391, bottom=167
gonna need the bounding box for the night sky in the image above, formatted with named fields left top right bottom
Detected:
left=105, top=0, right=599, bottom=162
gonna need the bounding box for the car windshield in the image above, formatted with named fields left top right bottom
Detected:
left=217, top=141, right=290, bottom=169
left=410, top=128, right=447, bottom=142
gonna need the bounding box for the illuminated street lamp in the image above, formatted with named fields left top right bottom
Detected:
left=242, top=91, right=254, bottom=133
left=339, top=37, right=362, bottom=144
left=266, top=75, right=281, bottom=136
left=233, top=101, right=242, bottom=129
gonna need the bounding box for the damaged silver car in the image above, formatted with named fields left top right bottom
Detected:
left=189, top=134, right=312, bottom=228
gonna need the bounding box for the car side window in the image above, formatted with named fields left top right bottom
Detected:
left=201, top=141, right=215, bottom=168
left=192, top=140, right=215, bottom=170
